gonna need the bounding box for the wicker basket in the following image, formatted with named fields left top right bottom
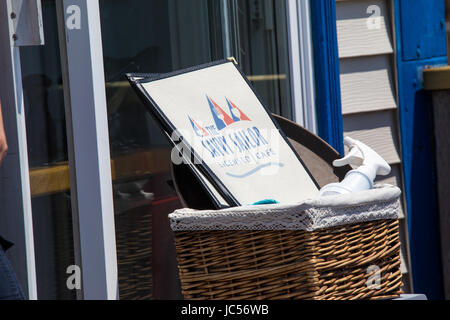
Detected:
left=115, top=205, right=153, bottom=300
left=169, top=186, right=403, bottom=300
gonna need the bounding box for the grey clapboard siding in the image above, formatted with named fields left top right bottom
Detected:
left=336, top=0, right=393, bottom=58
left=343, top=110, right=401, bottom=165
left=399, top=224, right=409, bottom=274
left=376, top=164, right=405, bottom=219
left=376, top=162, right=407, bottom=273
left=376, top=163, right=401, bottom=187
left=336, top=0, right=410, bottom=287
left=340, top=55, right=397, bottom=114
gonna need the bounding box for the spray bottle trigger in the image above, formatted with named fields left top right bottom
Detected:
left=332, top=144, right=364, bottom=168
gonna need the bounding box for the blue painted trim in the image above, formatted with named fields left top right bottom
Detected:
left=394, top=0, right=447, bottom=300
left=398, top=0, right=447, bottom=61
left=310, top=0, right=344, bottom=155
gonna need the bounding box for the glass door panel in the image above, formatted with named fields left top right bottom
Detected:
left=228, top=0, right=293, bottom=118
left=99, top=0, right=220, bottom=300
left=13, top=0, right=296, bottom=300
left=19, top=0, right=76, bottom=300
left=99, top=0, right=295, bottom=299
left=224, top=0, right=298, bottom=119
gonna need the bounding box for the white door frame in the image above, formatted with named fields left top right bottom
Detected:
left=1, top=0, right=315, bottom=301
left=0, top=0, right=39, bottom=300
left=56, top=0, right=117, bottom=300
left=286, top=0, right=317, bottom=133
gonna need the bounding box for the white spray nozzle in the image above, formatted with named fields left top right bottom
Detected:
left=334, top=137, right=391, bottom=181
left=319, top=137, right=391, bottom=197
left=333, top=137, right=364, bottom=167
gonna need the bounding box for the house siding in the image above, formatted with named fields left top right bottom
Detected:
left=335, top=0, right=411, bottom=285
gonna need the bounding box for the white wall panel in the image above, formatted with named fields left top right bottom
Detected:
left=336, top=0, right=393, bottom=58
left=336, top=0, right=411, bottom=290
left=399, top=223, right=409, bottom=274
left=343, top=110, right=401, bottom=164
left=340, top=55, right=397, bottom=114
left=376, top=164, right=405, bottom=219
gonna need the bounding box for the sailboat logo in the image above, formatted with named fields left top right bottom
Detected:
left=207, top=95, right=251, bottom=130
left=226, top=98, right=251, bottom=122
left=189, top=95, right=251, bottom=136
left=188, top=116, right=209, bottom=137
left=207, top=95, right=235, bottom=130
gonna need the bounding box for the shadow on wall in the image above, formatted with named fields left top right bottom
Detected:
left=409, top=88, right=444, bottom=300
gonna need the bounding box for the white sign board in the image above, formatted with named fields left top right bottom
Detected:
left=128, top=61, right=319, bottom=207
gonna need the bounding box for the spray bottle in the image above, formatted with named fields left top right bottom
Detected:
left=319, top=137, right=391, bottom=197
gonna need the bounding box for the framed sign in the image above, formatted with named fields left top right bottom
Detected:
left=128, top=60, right=319, bottom=207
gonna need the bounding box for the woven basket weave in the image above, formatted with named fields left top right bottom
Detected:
left=170, top=186, right=403, bottom=300
left=116, top=207, right=153, bottom=300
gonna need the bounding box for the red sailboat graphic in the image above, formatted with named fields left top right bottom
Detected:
left=226, top=98, right=251, bottom=122
left=207, top=96, right=235, bottom=130
left=189, top=116, right=209, bottom=137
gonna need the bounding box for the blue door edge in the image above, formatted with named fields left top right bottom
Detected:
left=394, top=0, right=447, bottom=299
left=310, top=0, right=447, bottom=299
left=310, top=0, right=344, bottom=155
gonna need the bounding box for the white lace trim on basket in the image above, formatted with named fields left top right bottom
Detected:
left=169, top=185, right=401, bottom=231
